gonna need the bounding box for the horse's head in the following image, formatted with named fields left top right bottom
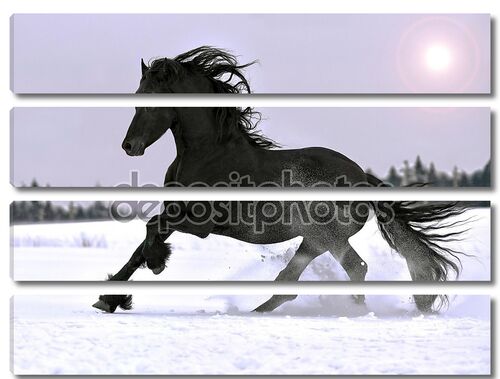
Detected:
left=122, top=107, right=177, bottom=156
left=123, top=47, right=256, bottom=156
left=136, top=46, right=255, bottom=94
left=137, top=58, right=214, bottom=94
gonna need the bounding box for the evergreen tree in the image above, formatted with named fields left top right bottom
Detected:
left=414, top=155, right=426, bottom=182
left=10, top=202, right=18, bottom=223
left=452, top=166, right=459, bottom=187
left=482, top=161, right=491, bottom=187
left=458, top=171, right=470, bottom=187
left=92, top=201, right=110, bottom=219
left=68, top=202, right=76, bottom=220
left=75, top=205, right=86, bottom=220
left=440, top=172, right=452, bottom=187
left=428, top=162, right=438, bottom=185
left=386, top=166, right=401, bottom=187
left=18, top=202, right=30, bottom=222
left=43, top=201, right=55, bottom=221
left=402, top=160, right=410, bottom=186
left=54, top=205, right=67, bottom=221
left=31, top=201, right=43, bottom=222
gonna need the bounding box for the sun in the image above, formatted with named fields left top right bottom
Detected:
left=424, top=44, right=452, bottom=72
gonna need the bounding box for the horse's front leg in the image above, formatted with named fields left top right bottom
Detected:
left=142, top=202, right=216, bottom=275
left=142, top=214, right=174, bottom=275
left=92, top=241, right=146, bottom=313
left=93, top=215, right=172, bottom=313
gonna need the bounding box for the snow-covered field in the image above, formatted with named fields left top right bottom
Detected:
left=12, top=295, right=490, bottom=375
left=11, top=209, right=491, bottom=374
left=11, top=208, right=490, bottom=281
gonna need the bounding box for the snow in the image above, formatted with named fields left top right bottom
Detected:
left=11, top=208, right=491, bottom=281
left=12, top=295, right=490, bottom=375
left=10, top=209, right=491, bottom=374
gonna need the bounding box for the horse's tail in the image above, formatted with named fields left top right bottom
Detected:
left=366, top=174, right=471, bottom=311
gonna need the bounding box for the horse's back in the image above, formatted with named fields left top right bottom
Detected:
left=267, top=147, right=368, bottom=187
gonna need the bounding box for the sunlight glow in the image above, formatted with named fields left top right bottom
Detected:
left=424, top=44, right=452, bottom=72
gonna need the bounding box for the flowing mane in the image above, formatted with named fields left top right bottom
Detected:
left=144, top=46, right=254, bottom=93
left=215, top=107, right=279, bottom=149
left=174, top=46, right=254, bottom=94
left=144, top=46, right=279, bottom=149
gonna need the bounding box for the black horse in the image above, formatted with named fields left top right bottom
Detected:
left=93, top=47, right=469, bottom=314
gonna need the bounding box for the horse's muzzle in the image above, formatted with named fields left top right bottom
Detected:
left=122, top=139, right=145, bottom=156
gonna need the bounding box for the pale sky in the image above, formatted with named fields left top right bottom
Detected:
left=11, top=107, right=490, bottom=187
left=11, top=14, right=490, bottom=93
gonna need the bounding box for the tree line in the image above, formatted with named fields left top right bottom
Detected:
left=11, top=157, right=492, bottom=224
left=377, top=157, right=490, bottom=187
left=11, top=201, right=112, bottom=224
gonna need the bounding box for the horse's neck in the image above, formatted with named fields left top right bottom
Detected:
left=174, top=109, right=217, bottom=151
left=169, top=123, right=186, bottom=156
left=174, top=109, right=251, bottom=155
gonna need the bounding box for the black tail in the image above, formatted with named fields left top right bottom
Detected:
left=366, top=174, right=472, bottom=311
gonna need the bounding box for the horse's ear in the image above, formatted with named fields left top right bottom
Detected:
left=141, top=59, right=148, bottom=75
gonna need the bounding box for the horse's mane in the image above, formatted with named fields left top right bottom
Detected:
left=145, top=46, right=279, bottom=149
left=145, top=46, right=254, bottom=93
left=215, top=107, right=279, bottom=149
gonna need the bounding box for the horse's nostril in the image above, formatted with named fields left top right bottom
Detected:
left=123, top=142, right=132, bottom=152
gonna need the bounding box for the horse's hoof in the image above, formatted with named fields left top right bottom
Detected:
left=253, top=294, right=297, bottom=313
left=143, top=241, right=171, bottom=275
left=352, top=295, right=366, bottom=304
left=252, top=305, right=268, bottom=313
left=92, top=300, right=114, bottom=313
left=93, top=294, right=132, bottom=312
left=414, top=295, right=437, bottom=313
left=152, top=265, right=165, bottom=275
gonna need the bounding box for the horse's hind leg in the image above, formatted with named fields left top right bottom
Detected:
left=334, top=244, right=367, bottom=282
left=331, top=243, right=368, bottom=304
left=406, top=260, right=439, bottom=312
left=401, top=249, right=441, bottom=312
left=413, top=295, right=438, bottom=312
left=253, top=240, right=323, bottom=313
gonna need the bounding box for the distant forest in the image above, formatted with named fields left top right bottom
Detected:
left=11, top=157, right=491, bottom=224
left=376, top=157, right=491, bottom=188
left=11, top=201, right=112, bottom=225
left=10, top=198, right=489, bottom=225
